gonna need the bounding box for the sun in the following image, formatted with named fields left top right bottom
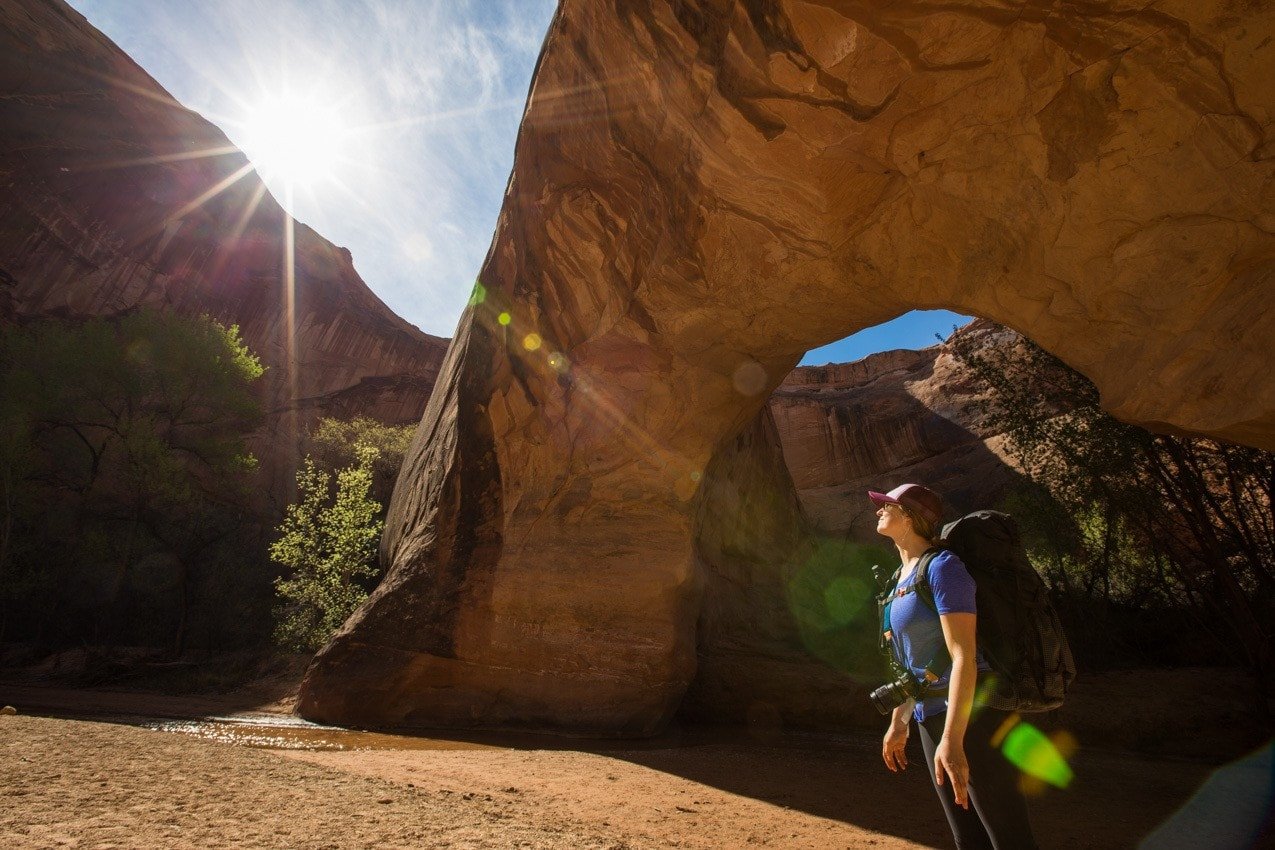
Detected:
left=240, top=93, right=348, bottom=186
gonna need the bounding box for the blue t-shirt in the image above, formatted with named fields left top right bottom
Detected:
left=885, top=549, right=990, bottom=722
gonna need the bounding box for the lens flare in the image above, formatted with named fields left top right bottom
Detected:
left=1139, top=742, right=1274, bottom=849
left=785, top=538, right=893, bottom=678
left=823, top=575, right=869, bottom=626
left=497, top=312, right=512, bottom=326
left=470, top=281, right=487, bottom=306
left=523, top=333, right=542, bottom=351
left=1000, top=721, right=1075, bottom=789
left=732, top=360, right=767, bottom=395
left=241, top=94, right=347, bottom=185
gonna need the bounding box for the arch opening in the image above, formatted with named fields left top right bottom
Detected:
left=678, top=313, right=1027, bottom=731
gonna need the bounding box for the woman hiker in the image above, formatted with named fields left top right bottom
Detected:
left=871, top=483, right=1039, bottom=850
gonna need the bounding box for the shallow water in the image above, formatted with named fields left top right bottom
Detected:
left=144, top=714, right=503, bottom=751
left=135, top=711, right=881, bottom=755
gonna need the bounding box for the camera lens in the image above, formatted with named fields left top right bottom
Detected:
left=869, top=681, right=906, bottom=715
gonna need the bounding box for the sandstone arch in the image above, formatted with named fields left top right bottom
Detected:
left=297, top=0, right=1275, bottom=734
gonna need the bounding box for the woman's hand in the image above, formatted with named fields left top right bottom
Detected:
left=882, top=720, right=910, bottom=772
left=936, top=610, right=977, bottom=810
left=934, top=735, right=970, bottom=809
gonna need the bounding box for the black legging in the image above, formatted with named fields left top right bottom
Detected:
left=917, top=707, right=1040, bottom=850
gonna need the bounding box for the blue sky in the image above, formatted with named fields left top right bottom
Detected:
left=801, top=310, right=972, bottom=366
left=67, top=0, right=970, bottom=364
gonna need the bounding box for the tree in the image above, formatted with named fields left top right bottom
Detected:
left=307, top=416, right=414, bottom=508
left=0, top=310, right=264, bottom=649
left=271, top=444, right=383, bottom=652
left=949, top=328, right=1274, bottom=709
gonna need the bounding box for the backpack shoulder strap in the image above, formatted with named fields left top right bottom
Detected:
left=912, top=546, right=947, bottom=615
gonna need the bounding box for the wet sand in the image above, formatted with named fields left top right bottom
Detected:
left=0, top=690, right=1233, bottom=849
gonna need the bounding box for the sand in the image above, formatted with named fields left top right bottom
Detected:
left=0, top=700, right=1230, bottom=850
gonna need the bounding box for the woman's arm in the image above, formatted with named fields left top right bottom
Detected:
left=882, top=698, right=915, bottom=772
left=935, top=611, right=977, bottom=808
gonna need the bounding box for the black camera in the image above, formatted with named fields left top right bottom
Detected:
left=869, top=661, right=929, bottom=715
left=870, top=563, right=891, bottom=593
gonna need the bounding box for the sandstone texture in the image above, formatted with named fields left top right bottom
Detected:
left=773, top=319, right=1026, bottom=540
left=0, top=0, right=448, bottom=497
left=664, top=321, right=1035, bottom=730
left=292, top=0, right=1274, bottom=735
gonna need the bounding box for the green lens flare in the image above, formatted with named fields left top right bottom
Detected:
left=785, top=537, right=894, bottom=678
left=469, top=281, right=487, bottom=306
left=823, top=576, right=868, bottom=626
left=1001, top=723, right=1074, bottom=789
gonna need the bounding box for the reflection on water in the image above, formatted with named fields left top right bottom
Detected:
left=135, top=713, right=882, bottom=755
left=145, top=714, right=503, bottom=752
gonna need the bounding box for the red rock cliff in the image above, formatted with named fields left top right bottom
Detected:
left=299, top=0, right=1275, bottom=735
left=771, top=320, right=1026, bottom=539
left=0, top=0, right=448, bottom=497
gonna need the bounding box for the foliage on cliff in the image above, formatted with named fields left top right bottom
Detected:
left=950, top=329, right=1274, bottom=702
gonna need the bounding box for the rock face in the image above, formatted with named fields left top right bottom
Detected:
left=290, top=0, right=1275, bottom=735
left=679, top=406, right=883, bottom=730
left=0, top=0, right=448, bottom=496
left=772, top=320, right=1026, bottom=540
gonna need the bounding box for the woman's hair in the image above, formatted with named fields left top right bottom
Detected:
left=901, top=505, right=940, bottom=543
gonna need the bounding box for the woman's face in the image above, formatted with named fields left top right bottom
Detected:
left=875, top=502, right=911, bottom=539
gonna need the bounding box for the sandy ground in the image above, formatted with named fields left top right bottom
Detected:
left=0, top=687, right=1244, bottom=850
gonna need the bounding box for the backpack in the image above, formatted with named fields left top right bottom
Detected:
left=909, top=510, right=1076, bottom=712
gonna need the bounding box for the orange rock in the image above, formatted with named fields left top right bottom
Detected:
left=301, top=1, right=1275, bottom=735
left=772, top=320, right=1026, bottom=539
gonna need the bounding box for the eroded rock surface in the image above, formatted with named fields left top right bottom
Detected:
left=294, top=0, right=1275, bottom=734
left=0, top=0, right=448, bottom=497
left=773, top=320, right=1026, bottom=539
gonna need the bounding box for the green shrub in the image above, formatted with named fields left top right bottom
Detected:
left=950, top=327, right=1274, bottom=703
left=271, top=445, right=383, bottom=651
left=308, top=416, right=414, bottom=507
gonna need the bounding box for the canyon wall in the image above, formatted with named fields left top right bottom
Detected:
left=300, top=0, right=1275, bottom=735
left=772, top=320, right=1024, bottom=539
left=0, top=0, right=448, bottom=498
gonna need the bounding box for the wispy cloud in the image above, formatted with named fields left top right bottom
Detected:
left=67, top=0, right=558, bottom=338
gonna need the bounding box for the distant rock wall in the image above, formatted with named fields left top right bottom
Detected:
left=0, top=0, right=448, bottom=500
left=771, top=320, right=1025, bottom=539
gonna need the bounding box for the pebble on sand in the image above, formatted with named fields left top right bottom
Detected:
left=1, top=705, right=17, bottom=715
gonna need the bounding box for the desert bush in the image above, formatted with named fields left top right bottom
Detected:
left=271, top=445, right=383, bottom=651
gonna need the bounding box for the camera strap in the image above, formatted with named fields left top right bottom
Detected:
left=880, top=548, right=953, bottom=690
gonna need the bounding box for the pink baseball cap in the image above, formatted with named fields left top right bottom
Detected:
left=868, top=483, right=943, bottom=527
